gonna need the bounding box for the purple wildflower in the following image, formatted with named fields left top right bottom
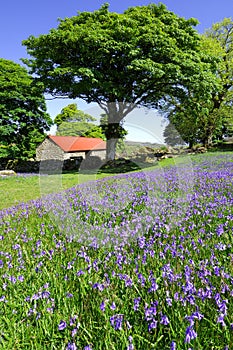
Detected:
left=71, top=328, right=78, bottom=337
left=185, top=326, right=197, bottom=343
left=160, top=314, right=170, bottom=325
left=66, top=342, right=77, bottom=350
left=170, top=341, right=176, bottom=350
left=144, top=303, right=157, bottom=321
left=47, top=307, right=54, bottom=313
left=66, top=293, right=73, bottom=298
left=110, top=314, right=124, bottom=330
left=58, top=320, right=67, bottom=331
left=219, top=299, right=228, bottom=315
left=110, top=302, right=116, bottom=310
left=0, top=296, right=7, bottom=303
left=126, top=320, right=132, bottom=330
left=69, top=315, right=78, bottom=326
left=42, top=291, right=50, bottom=299
left=217, top=313, right=226, bottom=327
left=100, top=301, right=106, bottom=312
left=133, top=297, right=141, bottom=311
left=127, top=341, right=134, bottom=350
left=148, top=319, right=157, bottom=332
left=77, top=269, right=84, bottom=276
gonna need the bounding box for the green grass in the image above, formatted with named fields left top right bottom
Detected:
left=0, top=161, right=160, bottom=210
left=0, top=152, right=229, bottom=211
left=0, top=173, right=115, bottom=211
left=0, top=151, right=232, bottom=349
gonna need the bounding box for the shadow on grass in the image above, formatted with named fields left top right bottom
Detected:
left=98, top=159, right=158, bottom=174
left=209, top=143, right=233, bottom=152
left=63, top=159, right=158, bottom=176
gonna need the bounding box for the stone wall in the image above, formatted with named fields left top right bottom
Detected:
left=36, top=138, right=64, bottom=161
left=89, top=149, right=106, bottom=160
left=0, top=158, right=84, bottom=173
left=63, top=151, right=86, bottom=160
left=0, top=159, right=40, bottom=172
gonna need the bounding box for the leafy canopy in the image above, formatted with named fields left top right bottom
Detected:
left=22, top=3, right=218, bottom=158
left=0, top=59, right=52, bottom=159
left=54, top=103, right=96, bottom=126
left=54, top=103, right=105, bottom=139
left=166, top=18, right=233, bottom=147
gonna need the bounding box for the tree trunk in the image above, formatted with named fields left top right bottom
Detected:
left=188, top=140, right=194, bottom=149
left=106, top=138, right=118, bottom=161
left=203, top=131, right=213, bottom=148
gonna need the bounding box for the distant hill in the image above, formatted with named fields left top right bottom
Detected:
left=125, top=140, right=164, bottom=148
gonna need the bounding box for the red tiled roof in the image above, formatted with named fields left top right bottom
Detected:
left=48, top=135, right=106, bottom=152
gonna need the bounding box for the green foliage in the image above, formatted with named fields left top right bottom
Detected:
left=0, top=59, right=52, bottom=159
left=54, top=103, right=96, bottom=126
left=166, top=18, right=233, bottom=147
left=204, top=18, right=233, bottom=140
left=55, top=103, right=106, bottom=140
left=56, top=121, right=94, bottom=137
left=163, top=122, right=186, bottom=146
left=84, top=125, right=106, bottom=140
left=22, top=3, right=216, bottom=159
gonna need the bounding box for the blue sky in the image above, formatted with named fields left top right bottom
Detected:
left=1, top=0, right=233, bottom=142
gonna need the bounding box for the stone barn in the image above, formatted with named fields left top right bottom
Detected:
left=36, top=135, right=106, bottom=162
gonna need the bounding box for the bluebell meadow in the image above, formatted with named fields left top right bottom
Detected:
left=0, top=153, right=232, bottom=349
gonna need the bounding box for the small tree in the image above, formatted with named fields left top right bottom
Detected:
left=23, top=3, right=218, bottom=159
left=163, top=122, right=185, bottom=147
left=54, top=103, right=105, bottom=139
left=54, top=103, right=96, bottom=126
left=0, top=58, right=52, bottom=159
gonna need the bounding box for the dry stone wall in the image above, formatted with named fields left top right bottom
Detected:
left=36, top=138, right=64, bottom=161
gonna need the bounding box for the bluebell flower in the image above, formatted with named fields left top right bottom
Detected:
left=170, top=341, right=176, bottom=350
left=148, top=320, right=157, bottom=332
left=110, top=302, right=116, bottom=310
left=160, top=314, right=169, bottom=325
left=110, top=314, right=124, bottom=330
left=133, top=297, right=141, bottom=311
left=185, top=326, right=197, bottom=343
left=217, top=313, right=226, bottom=327
left=66, top=342, right=77, bottom=350
left=58, top=320, right=67, bottom=331
left=100, top=301, right=105, bottom=312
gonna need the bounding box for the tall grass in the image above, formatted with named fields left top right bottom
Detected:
left=0, top=152, right=232, bottom=349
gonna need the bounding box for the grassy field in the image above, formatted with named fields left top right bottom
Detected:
left=0, top=154, right=206, bottom=210
left=0, top=171, right=107, bottom=211
left=0, top=152, right=233, bottom=349
left=0, top=158, right=171, bottom=210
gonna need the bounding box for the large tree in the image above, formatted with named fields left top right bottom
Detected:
left=166, top=18, right=233, bottom=148
left=0, top=58, right=52, bottom=159
left=23, top=3, right=218, bottom=159
left=203, top=18, right=233, bottom=143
